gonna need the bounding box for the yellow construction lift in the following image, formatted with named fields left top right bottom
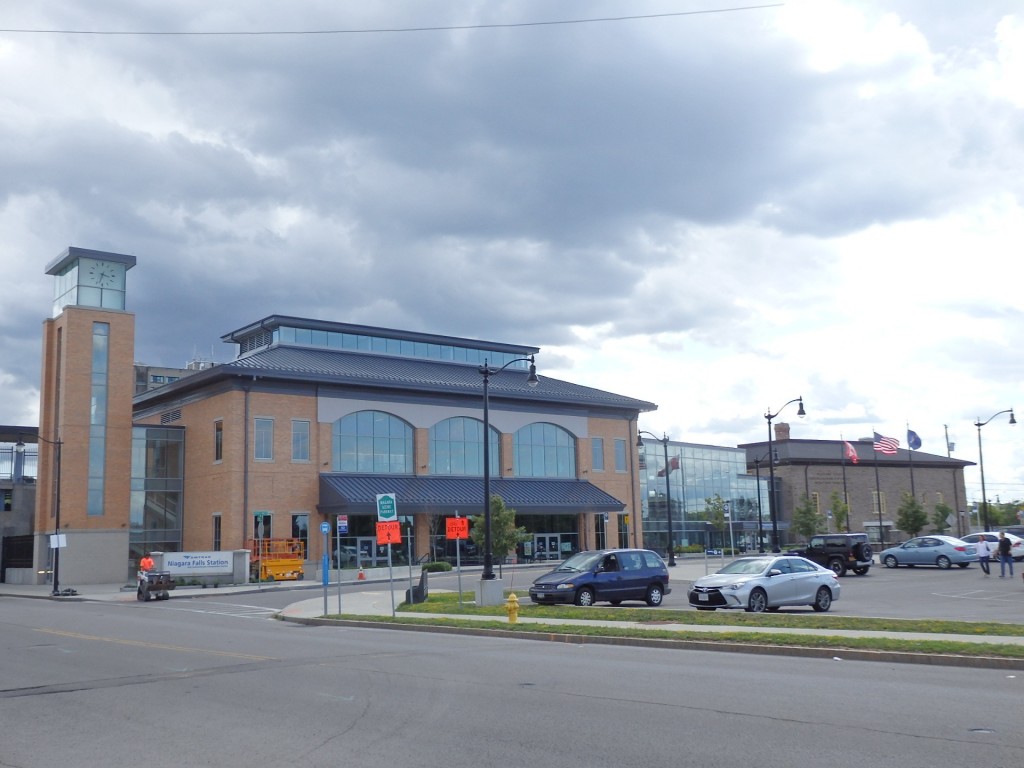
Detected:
left=248, top=538, right=306, bottom=581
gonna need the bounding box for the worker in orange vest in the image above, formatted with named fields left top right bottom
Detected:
left=139, top=554, right=154, bottom=572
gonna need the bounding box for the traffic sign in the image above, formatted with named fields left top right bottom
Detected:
left=376, top=520, right=401, bottom=544
left=337, top=514, right=349, bottom=534
left=320, top=521, right=331, bottom=535
left=446, top=517, right=469, bottom=540
left=376, top=493, right=398, bottom=522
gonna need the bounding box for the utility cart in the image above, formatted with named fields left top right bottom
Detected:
left=137, top=570, right=176, bottom=601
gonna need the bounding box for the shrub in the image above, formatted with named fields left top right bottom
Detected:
left=421, top=561, right=452, bottom=573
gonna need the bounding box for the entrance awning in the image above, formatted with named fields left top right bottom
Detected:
left=318, top=474, right=625, bottom=517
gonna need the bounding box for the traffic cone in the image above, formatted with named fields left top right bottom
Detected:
left=357, top=567, right=365, bottom=581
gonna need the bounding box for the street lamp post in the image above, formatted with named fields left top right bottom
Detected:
left=752, top=450, right=772, bottom=553
left=974, top=409, right=1016, bottom=531
left=637, top=431, right=676, bottom=566
left=16, top=433, right=63, bottom=596
left=764, top=397, right=805, bottom=553
left=478, top=355, right=538, bottom=581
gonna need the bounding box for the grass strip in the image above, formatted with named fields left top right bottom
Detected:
left=321, top=613, right=1024, bottom=659
left=393, top=590, right=1024, bottom=637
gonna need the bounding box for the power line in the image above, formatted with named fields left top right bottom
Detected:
left=0, top=4, right=784, bottom=37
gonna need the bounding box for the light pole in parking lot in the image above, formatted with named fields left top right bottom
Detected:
left=752, top=449, right=773, bottom=553
left=478, top=355, right=538, bottom=581
left=974, top=409, right=1015, bottom=531
left=765, top=397, right=805, bottom=553
left=638, top=431, right=676, bottom=566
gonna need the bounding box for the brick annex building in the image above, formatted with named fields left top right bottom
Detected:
left=742, top=423, right=975, bottom=545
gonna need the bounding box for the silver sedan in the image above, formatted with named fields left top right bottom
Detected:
left=687, top=555, right=841, bottom=613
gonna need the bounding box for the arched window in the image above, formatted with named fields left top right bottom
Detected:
left=429, top=416, right=500, bottom=476
left=513, top=422, right=577, bottom=478
left=332, top=411, right=413, bottom=473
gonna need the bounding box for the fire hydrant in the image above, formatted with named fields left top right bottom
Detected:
left=504, top=592, right=520, bottom=624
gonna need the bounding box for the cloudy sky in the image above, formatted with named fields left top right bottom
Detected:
left=1, top=1, right=1021, bottom=504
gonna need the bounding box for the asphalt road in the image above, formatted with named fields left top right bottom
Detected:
left=2, top=594, right=1022, bottom=768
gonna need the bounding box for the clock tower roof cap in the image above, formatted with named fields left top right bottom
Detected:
left=45, top=246, right=137, bottom=275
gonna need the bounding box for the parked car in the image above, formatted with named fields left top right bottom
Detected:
left=528, top=549, right=670, bottom=607
left=687, top=555, right=840, bottom=613
left=788, top=532, right=873, bottom=576
left=960, top=532, right=1024, bottom=562
left=332, top=546, right=359, bottom=568
left=878, top=535, right=977, bottom=569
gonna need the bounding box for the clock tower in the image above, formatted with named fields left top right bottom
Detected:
left=35, top=247, right=138, bottom=586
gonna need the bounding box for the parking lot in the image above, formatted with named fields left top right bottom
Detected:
left=656, top=557, right=1024, bottom=622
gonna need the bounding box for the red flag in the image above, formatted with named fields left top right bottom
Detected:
left=656, top=456, right=680, bottom=477
left=843, top=440, right=859, bottom=464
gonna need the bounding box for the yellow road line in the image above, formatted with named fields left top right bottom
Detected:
left=36, top=628, right=274, bottom=661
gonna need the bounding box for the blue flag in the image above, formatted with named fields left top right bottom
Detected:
left=907, top=429, right=922, bottom=450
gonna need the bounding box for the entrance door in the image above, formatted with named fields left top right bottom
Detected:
left=534, top=534, right=561, bottom=561
left=357, top=536, right=386, bottom=567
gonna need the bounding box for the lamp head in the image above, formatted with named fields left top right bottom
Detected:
left=1010, top=409, right=1017, bottom=426
left=636, top=433, right=644, bottom=448
left=14, top=434, right=26, bottom=454
left=796, top=397, right=806, bottom=418
left=527, top=356, right=539, bottom=388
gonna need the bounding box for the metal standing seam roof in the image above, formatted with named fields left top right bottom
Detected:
left=136, top=344, right=657, bottom=412
left=318, top=475, right=626, bottom=516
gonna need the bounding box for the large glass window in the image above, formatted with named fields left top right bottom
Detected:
left=429, top=416, right=499, bottom=476
left=614, top=439, right=627, bottom=472
left=513, top=423, right=576, bottom=478
left=129, top=427, right=184, bottom=566
left=332, top=411, right=413, bottom=473
left=591, top=438, right=605, bottom=472
left=254, top=418, right=274, bottom=461
left=292, top=420, right=310, bottom=462
left=88, top=322, right=109, bottom=516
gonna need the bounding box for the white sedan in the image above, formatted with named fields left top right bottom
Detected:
left=687, top=555, right=841, bottom=613
left=961, top=532, right=1024, bottom=562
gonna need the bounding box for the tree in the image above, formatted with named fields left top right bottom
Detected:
left=931, top=501, right=952, bottom=534
left=828, top=491, right=849, bottom=533
left=791, top=495, right=824, bottom=541
left=704, top=494, right=727, bottom=547
left=469, top=495, right=529, bottom=575
left=896, top=492, right=928, bottom=537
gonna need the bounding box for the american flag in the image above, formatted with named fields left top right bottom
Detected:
left=873, top=432, right=899, bottom=454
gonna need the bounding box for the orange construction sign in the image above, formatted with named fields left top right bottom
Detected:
left=446, top=517, right=469, bottom=540
left=376, top=520, right=401, bottom=545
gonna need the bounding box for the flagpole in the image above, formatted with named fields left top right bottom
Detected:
left=873, top=429, right=885, bottom=545
left=906, top=422, right=916, bottom=498
left=840, top=436, right=850, bottom=533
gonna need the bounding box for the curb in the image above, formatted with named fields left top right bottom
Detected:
left=277, top=614, right=1024, bottom=671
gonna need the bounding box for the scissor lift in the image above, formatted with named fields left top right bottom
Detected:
left=249, top=538, right=306, bottom=581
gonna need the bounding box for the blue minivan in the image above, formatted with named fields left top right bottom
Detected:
left=528, top=548, right=671, bottom=607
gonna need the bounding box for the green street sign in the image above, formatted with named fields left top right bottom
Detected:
left=376, top=493, right=397, bottom=522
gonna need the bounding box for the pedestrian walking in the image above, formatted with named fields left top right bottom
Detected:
left=976, top=536, right=992, bottom=576
left=997, top=532, right=1014, bottom=578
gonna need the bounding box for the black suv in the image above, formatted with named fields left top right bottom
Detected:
left=790, top=533, right=873, bottom=577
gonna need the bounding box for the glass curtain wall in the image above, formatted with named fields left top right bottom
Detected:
left=638, top=439, right=768, bottom=554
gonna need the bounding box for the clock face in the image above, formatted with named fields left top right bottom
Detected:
left=84, top=260, right=123, bottom=289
